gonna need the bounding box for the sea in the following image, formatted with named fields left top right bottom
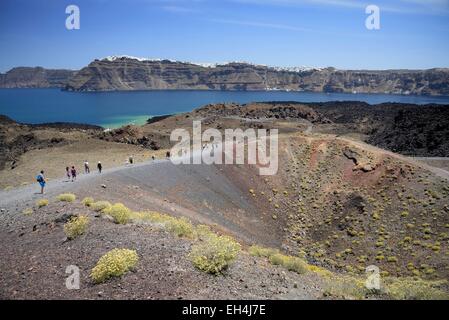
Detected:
left=1, top=88, right=448, bottom=128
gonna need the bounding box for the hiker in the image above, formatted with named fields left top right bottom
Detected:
left=129, top=156, right=134, bottom=164
left=97, top=161, right=102, bottom=173
left=36, top=170, right=46, bottom=194
left=65, top=166, right=71, bottom=181
left=70, top=166, right=77, bottom=182
left=151, top=155, right=155, bottom=161
left=84, top=160, right=90, bottom=174
left=166, top=151, right=171, bottom=158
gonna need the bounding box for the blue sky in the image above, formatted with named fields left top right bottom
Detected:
left=0, top=0, right=448, bottom=72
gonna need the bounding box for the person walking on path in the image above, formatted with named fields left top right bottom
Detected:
left=36, top=170, right=46, bottom=194
left=70, top=166, right=77, bottom=182
left=97, top=161, right=102, bottom=174
left=65, top=166, right=71, bottom=181
left=84, top=160, right=90, bottom=174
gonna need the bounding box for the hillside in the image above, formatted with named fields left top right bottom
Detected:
left=1, top=102, right=449, bottom=300
left=0, top=67, right=76, bottom=88
left=1, top=101, right=448, bottom=189
left=1, top=130, right=448, bottom=299
left=2, top=56, right=449, bottom=95
left=64, top=56, right=449, bottom=95
left=99, top=101, right=449, bottom=157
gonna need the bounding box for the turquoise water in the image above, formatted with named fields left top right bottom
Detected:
left=99, top=115, right=152, bottom=129
left=1, top=88, right=449, bottom=128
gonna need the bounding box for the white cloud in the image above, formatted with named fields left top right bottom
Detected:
left=210, top=18, right=313, bottom=32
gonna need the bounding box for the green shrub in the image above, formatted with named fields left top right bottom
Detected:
left=90, top=201, right=112, bottom=212
left=90, top=249, right=139, bottom=284
left=307, top=264, right=333, bottom=277
left=166, top=217, right=194, bottom=238
left=189, top=233, right=241, bottom=274
left=36, top=199, right=49, bottom=208
left=81, top=197, right=94, bottom=207
left=131, top=211, right=194, bottom=238
left=103, top=203, right=131, bottom=224
left=249, top=245, right=312, bottom=275
left=323, top=275, right=373, bottom=299
left=131, top=211, right=167, bottom=223
left=57, top=193, right=76, bottom=202
left=64, top=215, right=89, bottom=239
left=248, top=245, right=279, bottom=258
left=195, top=224, right=215, bottom=240
left=269, top=253, right=308, bottom=274
left=385, top=278, right=449, bottom=300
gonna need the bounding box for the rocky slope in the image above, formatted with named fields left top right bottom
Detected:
left=0, top=67, right=76, bottom=88
left=0, top=116, right=102, bottom=171
left=302, top=101, right=449, bottom=157
left=1, top=102, right=449, bottom=299
left=1, top=130, right=448, bottom=299
left=136, top=101, right=449, bottom=157
left=64, top=56, right=449, bottom=95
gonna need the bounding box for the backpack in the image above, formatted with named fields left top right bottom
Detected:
left=36, top=175, right=44, bottom=183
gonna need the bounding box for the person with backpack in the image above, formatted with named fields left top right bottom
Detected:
left=97, top=161, right=102, bottom=173
left=36, top=170, right=46, bottom=194
left=70, top=166, right=77, bottom=182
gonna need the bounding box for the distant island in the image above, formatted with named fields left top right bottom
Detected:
left=1, top=55, right=448, bottom=96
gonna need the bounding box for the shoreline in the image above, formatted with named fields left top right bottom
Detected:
left=3, top=86, right=449, bottom=98
left=2, top=98, right=449, bottom=129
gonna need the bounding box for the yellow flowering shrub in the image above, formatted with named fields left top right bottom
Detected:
left=323, top=275, right=449, bottom=300
left=57, top=193, right=76, bottom=202
left=249, top=245, right=310, bottom=275
left=166, top=217, right=194, bottom=238
left=195, top=224, right=215, bottom=240
left=36, top=199, right=49, bottom=208
left=323, top=275, right=371, bottom=299
left=385, top=278, right=449, bottom=300
left=269, top=253, right=309, bottom=274
left=81, top=197, right=94, bottom=207
left=64, top=215, right=89, bottom=239
left=90, top=249, right=139, bottom=284
left=131, top=211, right=194, bottom=238
left=90, top=201, right=111, bottom=212
left=306, top=264, right=333, bottom=277
left=248, top=245, right=279, bottom=258
left=189, top=233, right=241, bottom=274
left=103, top=203, right=131, bottom=224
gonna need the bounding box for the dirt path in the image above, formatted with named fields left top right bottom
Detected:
left=0, top=149, right=283, bottom=248
left=0, top=159, right=169, bottom=209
